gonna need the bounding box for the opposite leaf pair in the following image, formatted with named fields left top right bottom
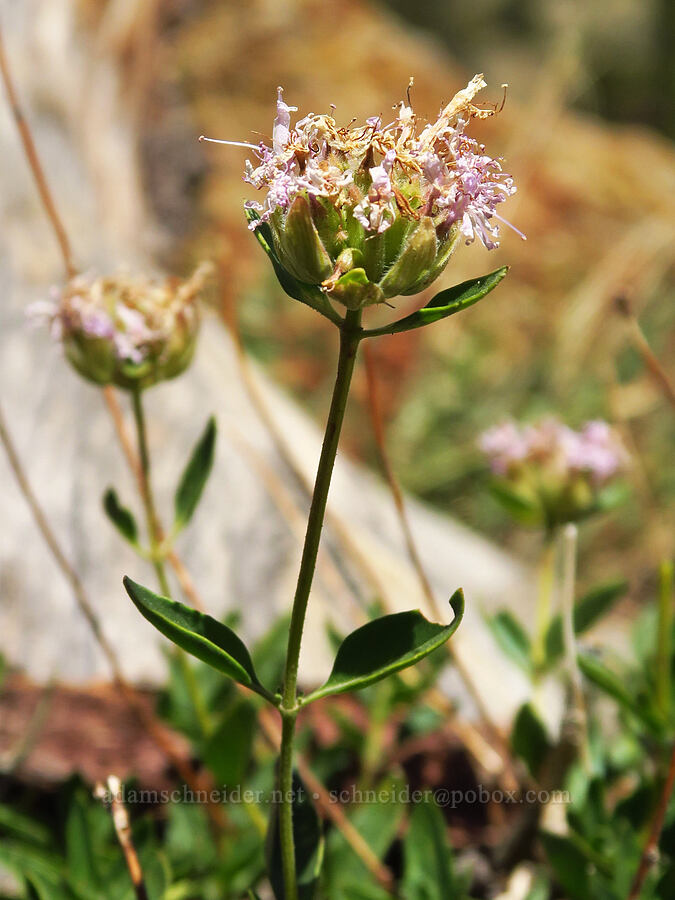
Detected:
left=123, top=578, right=465, bottom=710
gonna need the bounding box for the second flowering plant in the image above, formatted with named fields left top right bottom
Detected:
left=126, top=75, right=520, bottom=899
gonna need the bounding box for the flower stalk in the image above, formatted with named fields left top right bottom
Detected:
left=131, top=386, right=170, bottom=596
left=278, top=307, right=362, bottom=899
left=559, top=523, right=590, bottom=770
left=130, top=385, right=212, bottom=737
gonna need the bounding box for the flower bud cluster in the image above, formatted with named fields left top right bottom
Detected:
left=230, top=75, right=520, bottom=309
left=479, top=418, right=629, bottom=527
left=30, top=264, right=211, bottom=390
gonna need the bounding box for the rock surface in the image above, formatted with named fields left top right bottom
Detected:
left=0, top=0, right=541, bottom=729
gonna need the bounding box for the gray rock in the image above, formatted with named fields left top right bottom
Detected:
left=0, top=0, right=544, bottom=729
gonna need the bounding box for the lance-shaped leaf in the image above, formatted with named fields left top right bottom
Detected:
left=174, top=417, right=217, bottom=532
left=363, top=267, right=508, bottom=338
left=246, top=209, right=342, bottom=325
left=102, top=489, right=139, bottom=547
left=544, top=579, right=628, bottom=665
left=266, top=771, right=323, bottom=900
left=578, top=653, right=663, bottom=734
left=511, top=702, right=551, bottom=779
left=123, top=577, right=273, bottom=701
left=402, top=800, right=458, bottom=900
left=486, top=610, right=533, bottom=675
left=303, top=590, right=464, bottom=703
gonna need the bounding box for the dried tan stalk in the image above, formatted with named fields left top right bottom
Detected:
left=363, top=344, right=520, bottom=791
left=95, top=775, right=149, bottom=900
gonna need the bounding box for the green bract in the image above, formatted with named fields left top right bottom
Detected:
left=267, top=195, right=462, bottom=310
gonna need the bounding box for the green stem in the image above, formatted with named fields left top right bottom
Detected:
left=533, top=535, right=556, bottom=675
left=131, top=386, right=170, bottom=595
left=278, top=309, right=362, bottom=900
left=559, top=523, right=590, bottom=771
left=656, top=559, right=674, bottom=719
left=130, top=385, right=211, bottom=736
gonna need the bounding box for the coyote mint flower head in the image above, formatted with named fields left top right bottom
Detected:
left=30, top=264, right=211, bottom=390
left=203, top=75, right=521, bottom=310
left=479, top=418, right=629, bottom=529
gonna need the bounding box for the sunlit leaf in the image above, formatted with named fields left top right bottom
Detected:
left=124, top=577, right=272, bottom=701
left=304, top=591, right=463, bottom=703
left=363, top=267, right=508, bottom=337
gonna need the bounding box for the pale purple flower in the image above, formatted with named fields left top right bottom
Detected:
left=218, top=75, right=522, bottom=247
left=32, top=267, right=209, bottom=366
left=479, top=421, right=532, bottom=475
left=273, top=87, right=297, bottom=154
left=354, top=149, right=397, bottom=233
left=479, top=418, right=628, bottom=485
left=80, top=308, right=116, bottom=340
left=563, top=420, right=627, bottom=484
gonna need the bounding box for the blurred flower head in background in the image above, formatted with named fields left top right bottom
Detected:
left=29, top=264, right=211, bottom=390
left=479, top=417, right=629, bottom=529
left=210, top=74, right=521, bottom=310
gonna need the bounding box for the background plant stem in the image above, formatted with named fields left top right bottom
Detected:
left=278, top=308, right=362, bottom=900
left=534, top=536, right=556, bottom=674
left=656, top=559, right=674, bottom=719
left=131, top=386, right=170, bottom=596
left=130, top=385, right=211, bottom=737
left=559, top=523, right=590, bottom=770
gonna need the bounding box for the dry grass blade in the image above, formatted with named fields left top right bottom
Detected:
left=615, top=295, right=675, bottom=412
left=95, top=775, right=149, bottom=900
left=0, top=25, right=203, bottom=613
left=0, top=26, right=76, bottom=278
left=0, top=399, right=226, bottom=829
left=363, top=344, right=520, bottom=791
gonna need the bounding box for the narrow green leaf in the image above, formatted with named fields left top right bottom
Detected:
left=511, top=702, right=550, bottom=779
left=0, top=841, right=66, bottom=890
left=323, top=776, right=405, bottom=899
left=402, top=801, right=457, bottom=900
left=252, top=614, right=291, bottom=694
left=578, top=653, right=662, bottom=733
left=103, top=488, right=138, bottom=547
left=203, top=701, right=256, bottom=786
left=267, top=771, right=323, bottom=900
left=486, top=610, right=533, bottom=675
left=363, top=267, right=508, bottom=337
left=304, top=591, right=464, bottom=703
left=0, top=804, right=51, bottom=847
left=544, top=579, right=628, bottom=665
left=174, top=417, right=217, bottom=532
left=123, top=577, right=271, bottom=699
left=246, top=209, right=342, bottom=325
left=539, top=832, right=593, bottom=900
left=65, top=791, right=101, bottom=895
left=26, top=873, right=72, bottom=900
